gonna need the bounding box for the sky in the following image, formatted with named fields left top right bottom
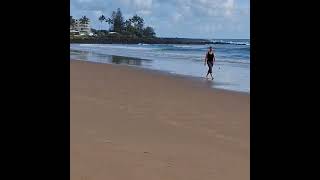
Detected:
left=71, top=0, right=250, bottom=39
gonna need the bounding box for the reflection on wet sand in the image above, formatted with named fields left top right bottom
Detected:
left=111, top=56, right=143, bottom=66
left=70, top=50, right=152, bottom=66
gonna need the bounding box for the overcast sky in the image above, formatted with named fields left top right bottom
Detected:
left=71, top=0, right=250, bottom=39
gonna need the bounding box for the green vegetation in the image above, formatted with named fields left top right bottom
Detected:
left=103, top=8, right=156, bottom=38
left=79, top=16, right=90, bottom=25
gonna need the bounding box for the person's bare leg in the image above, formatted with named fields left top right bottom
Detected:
left=210, top=73, right=214, bottom=80
left=205, top=72, right=209, bottom=79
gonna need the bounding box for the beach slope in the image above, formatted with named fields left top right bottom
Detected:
left=71, top=60, right=250, bottom=180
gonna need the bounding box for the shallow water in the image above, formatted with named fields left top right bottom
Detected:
left=70, top=40, right=250, bottom=93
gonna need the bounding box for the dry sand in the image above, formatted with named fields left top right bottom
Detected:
left=71, top=60, right=250, bottom=180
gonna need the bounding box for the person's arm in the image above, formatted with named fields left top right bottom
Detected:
left=213, top=52, right=216, bottom=64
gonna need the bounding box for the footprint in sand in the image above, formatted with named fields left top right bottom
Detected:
left=103, top=139, right=112, bottom=143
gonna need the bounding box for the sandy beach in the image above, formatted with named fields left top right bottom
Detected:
left=71, top=60, right=250, bottom=180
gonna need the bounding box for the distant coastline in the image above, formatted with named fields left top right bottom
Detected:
left=70, top=35, right=213, bottom=45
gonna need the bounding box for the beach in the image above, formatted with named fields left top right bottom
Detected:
left=71, top=60, right=250, bottom=180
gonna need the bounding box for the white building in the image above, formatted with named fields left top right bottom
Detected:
left=70, top=19, right=93, bottom=36
left=70, top=29, right=80, bottom=36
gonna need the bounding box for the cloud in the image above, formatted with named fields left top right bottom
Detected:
left=172, top=12, right=183, bottom=22
left=137, top=10, right=151, bottom=16
left=224, top=0, right=235, bottom=17
left=71, top=0, right=250, bottom=38
left=133, top=0, right=153, bottom=10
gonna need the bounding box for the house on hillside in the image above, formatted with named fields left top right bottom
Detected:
left=70, top=19, right=93, bottom=36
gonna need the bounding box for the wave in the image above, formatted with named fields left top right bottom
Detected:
left=138, top=43, right=150, bottom=46
left=172, top=45, right=193, bottom=48
left=218, top=59, right=250, bottom=64
left=160, top=47, right=206, bottom=51
left=210, top=40, right=250, bottom=46
left=156, top=44, right=207, bottom=51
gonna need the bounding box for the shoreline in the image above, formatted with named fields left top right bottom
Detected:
left=71, top=60, right=249, bottom=180
left=71, top=58, right=250, bottom=94
left=70, top=37, right=250, bottom=45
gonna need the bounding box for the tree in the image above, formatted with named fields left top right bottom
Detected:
left=106, top=11, right=115, bottom=31
left=106, top=8, right=125, bottom=33
left=79, top=16, right=89, bottom=24
left=130, top=14, right=144, bottom=31
left=103, top=8, right=157, bottom=37
left=114, top=8, right=125, bottom=33
left=91, top=28, right=97, bottom=33
left=124, top=19, right=134, bottom=35
left=122, top=14, right=145, bottom=37
left=143, top=26, right=156, bottom=37
left=98, top=15, right=106, bottom=30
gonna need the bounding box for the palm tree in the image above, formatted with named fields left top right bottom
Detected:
left=106, top=11, right=116, bottom=31
left=98, top=15, right=106, bottom=30
left=79, top=16, right=89, bottom=25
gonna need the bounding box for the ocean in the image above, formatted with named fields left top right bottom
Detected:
left=70, top=39, right=250, bottom=93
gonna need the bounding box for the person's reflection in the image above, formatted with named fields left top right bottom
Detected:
left=111, top=56, right=143, bottom=66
